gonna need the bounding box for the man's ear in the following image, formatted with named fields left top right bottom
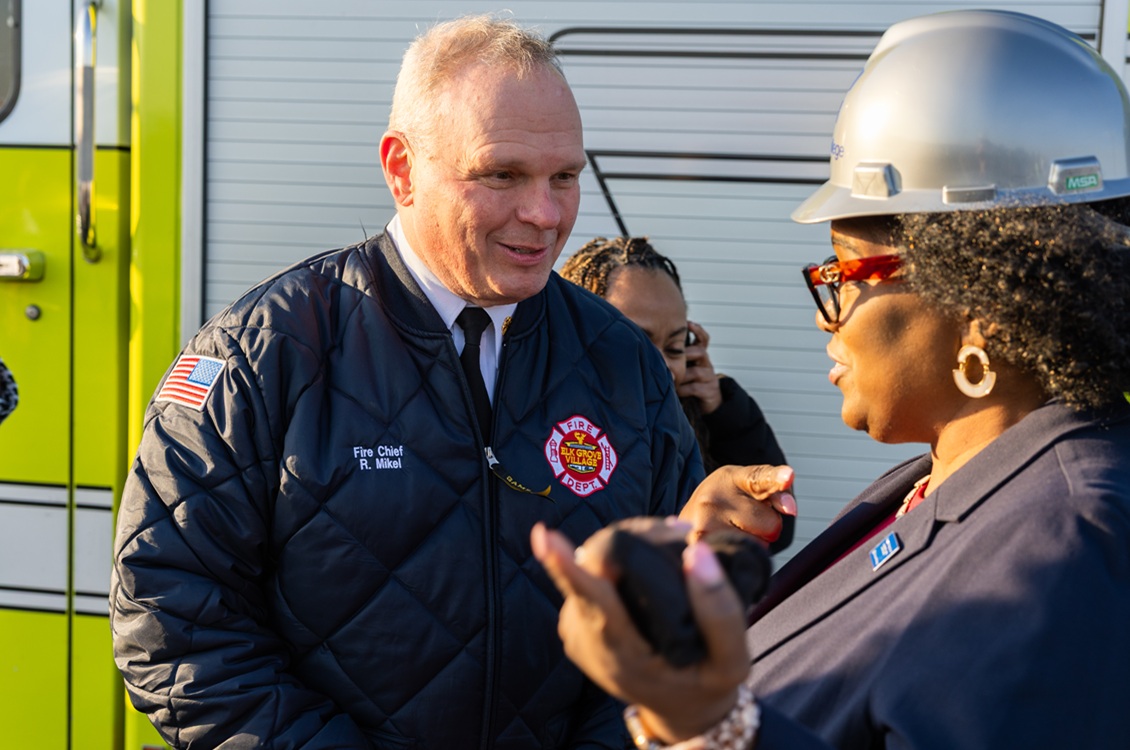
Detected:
left=380, top=131, right=415, bottom=207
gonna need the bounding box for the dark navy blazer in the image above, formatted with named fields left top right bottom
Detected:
left=748, top=400, right=1130, bottom=749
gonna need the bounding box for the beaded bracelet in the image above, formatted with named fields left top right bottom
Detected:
left=624, top=684, right=760, bottom=750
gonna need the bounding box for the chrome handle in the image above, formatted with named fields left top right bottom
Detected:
left=0, top=251, right=46, bottom=281
left=75, top=1, right=100, bottom=262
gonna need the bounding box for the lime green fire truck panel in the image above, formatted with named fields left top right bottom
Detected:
left=74, top=148, right=131, bottom=487
left=73, top=613, right=124, bottom=750
left=0, top=149, right=72, bottom=484
left=0, top=609, right=69, bottom=748
left=0, top=146, right=127, bottom=750
left=1, top=0, right=135, bottom=745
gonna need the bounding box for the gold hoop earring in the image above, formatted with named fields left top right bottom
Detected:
left=953, top=345, right=996, bottom=398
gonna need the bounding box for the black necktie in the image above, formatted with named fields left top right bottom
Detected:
left=456, top=307, right=493, bottom=444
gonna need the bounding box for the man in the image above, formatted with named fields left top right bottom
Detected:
left=110, top=14, right=703, bottom=750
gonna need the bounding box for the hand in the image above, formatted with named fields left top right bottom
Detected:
left=678, top=321, right=723, bottom=414
left=532, top=519, right=750, bottom=744
left=680, top=465, right=798, bottom=543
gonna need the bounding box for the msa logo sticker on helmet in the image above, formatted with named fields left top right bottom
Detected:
left=1065, top=174, right=1100, bottom=191
left=544, top=415, right=618, bottom=498
left=156, top=354, right=225, bottom=410
left=1050, top=157, right=1104, bottom=195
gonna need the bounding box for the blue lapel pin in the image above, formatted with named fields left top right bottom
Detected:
left=869, top=532, right=901, bottom=572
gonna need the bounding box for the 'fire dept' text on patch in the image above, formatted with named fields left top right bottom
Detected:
left=156, top=355, right=225, bottom=410
left=544, top=415, right=618, bottom=498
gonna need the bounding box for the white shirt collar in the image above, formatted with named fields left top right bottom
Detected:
left=386, top=215, right=516, bottom=387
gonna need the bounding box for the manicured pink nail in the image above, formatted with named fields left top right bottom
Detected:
left=684, top=542, right=724, bottom=586
left=775, top=466, right=794, bottom=488
left=776, top=493, right=798, bottom=517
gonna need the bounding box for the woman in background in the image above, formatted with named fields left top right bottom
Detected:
left=560, top=236, right=792, bottom=552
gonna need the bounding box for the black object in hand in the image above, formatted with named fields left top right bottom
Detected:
left=609, top=529, right=771, bottom=667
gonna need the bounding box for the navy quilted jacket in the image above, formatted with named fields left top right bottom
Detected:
left=110, top=232, right=703, bottom=749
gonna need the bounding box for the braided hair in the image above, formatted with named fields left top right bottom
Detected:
left=558, top=236, right=682, bottom=298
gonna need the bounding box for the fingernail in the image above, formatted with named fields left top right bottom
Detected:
left=775, top=466, right=794, bottom=487
left=664, top=515, right=693, bottom=532
left=777, top=493, right=798, bottom=517
left=684, top=542, right=724, bottom=586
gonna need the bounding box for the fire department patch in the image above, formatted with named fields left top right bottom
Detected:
left=155, top=354, right=225, bottom=411
left=544, top=415, right=618, bottom=498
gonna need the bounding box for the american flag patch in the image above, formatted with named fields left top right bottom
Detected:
left=155, top=355, right=225, bottom=410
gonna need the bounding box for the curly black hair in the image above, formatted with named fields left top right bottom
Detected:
left=896, top=200, right=1130, bottom=410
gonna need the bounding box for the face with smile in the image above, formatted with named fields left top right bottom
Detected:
left=382, top=62, right=586, bottom=306
left=603, top=266, right=689, bottom=384
left=820, top=217, right=962, bottom=444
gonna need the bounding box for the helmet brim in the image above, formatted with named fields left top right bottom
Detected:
left=791, top=177, right=1130, bottom=224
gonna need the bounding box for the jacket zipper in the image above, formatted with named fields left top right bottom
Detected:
left=477, top=335, right=507, bottom=749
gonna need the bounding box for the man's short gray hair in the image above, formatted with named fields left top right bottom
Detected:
left=389, top=14, right=564, bottom=150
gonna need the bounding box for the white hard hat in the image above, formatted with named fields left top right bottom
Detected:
left=793, top=10, right=1130, bottom=223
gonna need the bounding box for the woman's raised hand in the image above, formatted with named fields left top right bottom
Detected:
left=531, top=518, right=751, bottom=744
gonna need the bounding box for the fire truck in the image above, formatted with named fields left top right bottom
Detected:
left=2, top=1, right=1129, bottom=747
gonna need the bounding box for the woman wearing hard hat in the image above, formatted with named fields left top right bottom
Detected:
left=534, top=10, right=1130, bottom=750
